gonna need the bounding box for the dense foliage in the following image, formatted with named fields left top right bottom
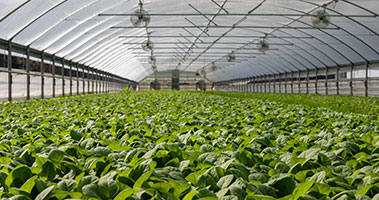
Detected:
left=0, top=91, right=378, bottom=200
left=205, top=91, right=379, bottom=117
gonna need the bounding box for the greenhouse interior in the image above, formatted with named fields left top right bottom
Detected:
left=0, top=0, right=379, bottom=199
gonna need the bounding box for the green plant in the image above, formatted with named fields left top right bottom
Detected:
left=0, top=91, right=378, bottom=199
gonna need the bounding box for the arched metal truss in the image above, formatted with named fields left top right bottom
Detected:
left=0, top=0, right=378, bottom=84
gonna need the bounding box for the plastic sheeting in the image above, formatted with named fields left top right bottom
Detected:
left=0, top=0, right=378, bottom=82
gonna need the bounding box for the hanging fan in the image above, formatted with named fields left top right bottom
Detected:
left=152, top=64, right=157, bottom=72
left=227, top=52, right=236, bottom=62
left=148, top=56, right=156, bottom=64
left=130, top=8, right=150, bottom=28
left=257, top=40, right=270, bottom=52
left=200, top=69, right=206, bottom=78
left=142, top=40, right=154, bottom=51
left=311, top=10, right=330, bottom=29
left=211, top=62, right=217, bottom=71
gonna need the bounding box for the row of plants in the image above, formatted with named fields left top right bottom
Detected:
left=204, top=91, right=379, bottom=117
left=0, top=91, right=378, bottom=199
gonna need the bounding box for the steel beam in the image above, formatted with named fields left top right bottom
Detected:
left=41, top=52, right=44, bottom=99
left=26, top=48, right=30, bottom=100
left=100, top=13, right=374, bottom=17
left=62, top=59, right=65, bottom=97
left=7, top=44, right=12, bottom=101
left=52, top=56, right=56, bottom=98
left=69, top=61, right=73, bottom=96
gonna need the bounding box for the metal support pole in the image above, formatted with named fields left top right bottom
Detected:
left=76, top=63, right=79, bottom=95
left=40, top=52, right=44, bottom=99
left=264, top=76, right=267, bottom=93
left=96, top=70, right=99, bottom=94
left=69, top=61, right=73, bottom=96
left=306, top=70, right=309, bottom=94
left=87, top=66, right=90, bottom=94
left=285, top=73, right=288, bottom=93
left=62, top=59, right=65, bottom=97
left=274, top=75, right=277, bottom=93
left=336, top=66, right=340, bottom=95
left=278, top=74, right=282, bottom=94
left=365, top=63, right=369, bottom=97
left=350, top=65, right=353, bottom=96
left=82, top=65, right=85, bottom=94
left=106, top=74, right=108, bottom=92
left=315, top=69, right=318, bottom=95
left=26, top=48, right=31, bottom=100
left=7, top=44, right=12, bottom=101
left=291, top=72, right=294, bottom=94
left=325, top=67, right=329, bottom=95
left=298, top=71, right=301, bottom=94
left=268, top=76, right=271, bottom=93
left=91, top=68, right=94, bottom=93
left=52, top=56, right=56, bottom=98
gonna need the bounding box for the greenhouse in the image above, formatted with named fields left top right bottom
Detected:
left=0, top=0, right=379, bottom=199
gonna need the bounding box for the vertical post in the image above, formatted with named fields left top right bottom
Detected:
left=298, top=71, right=301, bottom=94
left=268, top=76, right=271, bottom=93
left=325, top=67, right=329, bottom=95
left=52, top=56, right=56, bottom=98
left=26, top=48, right=31, bottom=100
left=61, top=59, right=65, bottom=97
left=87, top=66, right=90, bottom=94
left=96, top=70, right=99, bottom=94
left=365, top=63, right=369, bottom=97
left=336, top=66, right=340, bottom=95
left=284, top=73, right=288, bottom=94
left=98, top=71, right=101, bottom=93
left=40, top=52, right=44, bottom=99
left=315, top=69, right=318, bottom=94
left=69, top=61, right=73, bottom=96
left=278, top=74, right=281, bottom=93
left=82, top=65, right=85, bottom=94
left=264, top=75, right=267, bottom=93
left=306, top=70, right=309, bottom=94
left=76, top=63, right=79, bottom=95
left=105, top=73, right=110, bottom=93
left=91, top=68, right=94, bottom=93
left=273, top=74, right=277, bottom=93
left=350, top=65, right=353, bottom=96
left=7, top=43, right=12, bottom=101
left=291, top=72, right=294, bottom=93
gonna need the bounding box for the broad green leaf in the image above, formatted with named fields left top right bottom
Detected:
left=98, top=178, right=119, bottom=199
left=58, top=179, right=77, bottom=192
left=217, top=175, right=234, bottom=189
left=134, top=171, right=152, bottom=189
left=293, top=179, right=314, bottom=200
left=19, top=176, right=38, bottom=193
left=35, top=185, right=54, bottom=200
left=114, top=188, right=134, bottom=200
left=183, top=190, right=199, bottom=200
left=48, top=149, right=65, bottom=162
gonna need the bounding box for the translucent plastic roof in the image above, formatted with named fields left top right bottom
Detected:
left=0, top=0, right=378, bottom=82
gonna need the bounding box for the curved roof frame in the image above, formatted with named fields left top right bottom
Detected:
left=0, top=0, right=378, bottom=82
left=209, top=0, right=378, bottom=78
